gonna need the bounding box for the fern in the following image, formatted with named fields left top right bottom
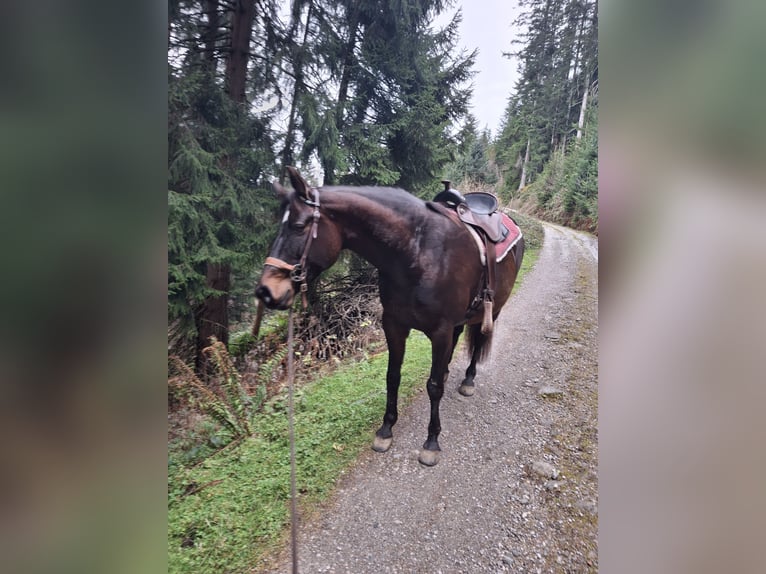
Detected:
left=257, top=345, right=289, bottom=388
left=169, top=339, right=255, bottom=440
left=206, top=338, right=252, bottom=435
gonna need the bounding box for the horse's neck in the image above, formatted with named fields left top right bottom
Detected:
left=323, top=190, right=417, bottom=272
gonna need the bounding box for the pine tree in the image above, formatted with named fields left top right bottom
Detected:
left=495, top=0, right=597, bottom=230
left=167, top=0, right=483, bottom=369
left=291, top=0, right=475, bottom=192
left=446, top=121, right=498, bottom=188
left=168, top=0, right=280, bottom=368
left=496, top=0, right=596, bottom=191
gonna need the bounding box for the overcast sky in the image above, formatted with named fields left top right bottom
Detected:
left=436, top=1, right=524, bottom=137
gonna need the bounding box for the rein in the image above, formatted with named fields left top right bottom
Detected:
left=286, top=306, right=299, bottom=573
left=264, top=188, right=321, bottom=308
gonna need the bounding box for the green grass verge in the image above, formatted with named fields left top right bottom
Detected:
left=168, top=333, right=431, bottom=574
left=168, top=215, right=544, bottom=574
left=510, top=211, right=542, bottom=286
left=517, top=241, right=540, bottom=284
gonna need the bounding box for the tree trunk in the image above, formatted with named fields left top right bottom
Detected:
left=565, top=6, right=586, bottom=139
left=323, top=7, right=360, bottom=185
left=280, top=1, right=314, bottom=185
left=195, top=0, right=255, bottom=372
left=518, top=138, right=531, bottom=190
left=202, top=0, right=219, bottom=73
left=225, top=0, right=256, bottom=102
left=576, top=74, right=589, bottom=140
left=195, top=262, right=231, bottom=371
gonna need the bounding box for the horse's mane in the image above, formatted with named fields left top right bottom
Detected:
left=322, top=185, right=426, bottom=215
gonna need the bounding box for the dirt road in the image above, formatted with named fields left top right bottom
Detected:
left=265, top=222, right=598, bottom=573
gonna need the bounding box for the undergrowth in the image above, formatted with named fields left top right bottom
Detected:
left=169, top=338, right=264, bottom=440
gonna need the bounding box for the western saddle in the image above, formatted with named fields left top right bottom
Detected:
left=431, top=180, right=509, bottom=334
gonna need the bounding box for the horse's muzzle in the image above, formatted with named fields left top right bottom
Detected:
left=255, top=283, right=293, bottom=310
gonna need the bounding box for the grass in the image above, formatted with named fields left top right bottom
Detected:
left=168, top=332, right=432, bottom=574
left=509, top=210, right=543, bottom=284
left=168, top=215, right=545, bottom=574
left=517, top=242, right=539, bottom=283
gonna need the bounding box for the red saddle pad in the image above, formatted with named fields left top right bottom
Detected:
left=497, top=213, right=522, bottom=263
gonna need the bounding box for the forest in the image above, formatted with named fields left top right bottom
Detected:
left=168, top=2, right=597, bottom=570
left=168, top=0, right=597, bottom=370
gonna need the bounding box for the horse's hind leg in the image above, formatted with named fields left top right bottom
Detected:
left=458, top=323, right=492, bottom=397
left=449, top=325, right=463, bottom=364
left=419, top=328, right=453, bottom=466
left=373, top=316, right=409, bottom=453
left=458, top=349, right=479, bottom=396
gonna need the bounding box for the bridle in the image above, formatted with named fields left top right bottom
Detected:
left=264, top=188, right=321, bottom=308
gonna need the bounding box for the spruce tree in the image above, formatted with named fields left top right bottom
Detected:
left=168, top=0, right=279, bottom=368
left=495, top=0, right=597, bottom=230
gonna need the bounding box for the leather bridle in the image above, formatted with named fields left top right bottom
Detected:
left=264, top=188, right=321, bottom=307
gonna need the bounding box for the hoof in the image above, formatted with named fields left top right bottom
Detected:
left=372, top=435, right=393, bottom=453
left=458, top=384, right=475, bottom=396
left=418, top=449, right=440, bottom=466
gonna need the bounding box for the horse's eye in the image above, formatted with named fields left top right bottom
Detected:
left=290, top=221, right=306, bottom=231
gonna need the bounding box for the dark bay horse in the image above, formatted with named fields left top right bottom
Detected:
left=256, top=167, right=524, bottom=466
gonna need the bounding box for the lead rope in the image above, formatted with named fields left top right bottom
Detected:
left=277, top=190, right=322, bottom=572
left=287, top=306, right=299, bottom=573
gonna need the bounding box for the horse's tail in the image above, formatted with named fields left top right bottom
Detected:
left=465, top=322, right=494, bottom=364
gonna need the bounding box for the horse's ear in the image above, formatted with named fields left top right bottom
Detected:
left=286, top=166, right=311, bottom=201
left=272, top=180, right=289, bottom=201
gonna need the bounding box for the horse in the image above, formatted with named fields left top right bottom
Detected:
left=256, top=167, right=524, bottom=466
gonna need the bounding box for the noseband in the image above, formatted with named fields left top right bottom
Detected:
left=264, top=188, right=321, bottom=307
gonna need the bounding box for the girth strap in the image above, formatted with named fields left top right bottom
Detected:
left=481, top=234, right=498, bottom=335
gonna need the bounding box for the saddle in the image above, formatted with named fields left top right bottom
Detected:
left=430, top=181, right=509, bottom=334
left=433, top=184, right=509, bottom=243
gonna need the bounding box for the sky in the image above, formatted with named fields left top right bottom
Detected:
left=436, top=1, right=524, bottom=137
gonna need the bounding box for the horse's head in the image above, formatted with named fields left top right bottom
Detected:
left=255, top=167, right=341, bottom=309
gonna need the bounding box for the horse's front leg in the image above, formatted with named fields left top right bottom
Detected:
left=419, top=328, right=453, bottom=466
left=372, top=316, right=410, bottom=453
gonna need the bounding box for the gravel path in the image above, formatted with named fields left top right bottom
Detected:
left=263, top=222, right=598, bottom=574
